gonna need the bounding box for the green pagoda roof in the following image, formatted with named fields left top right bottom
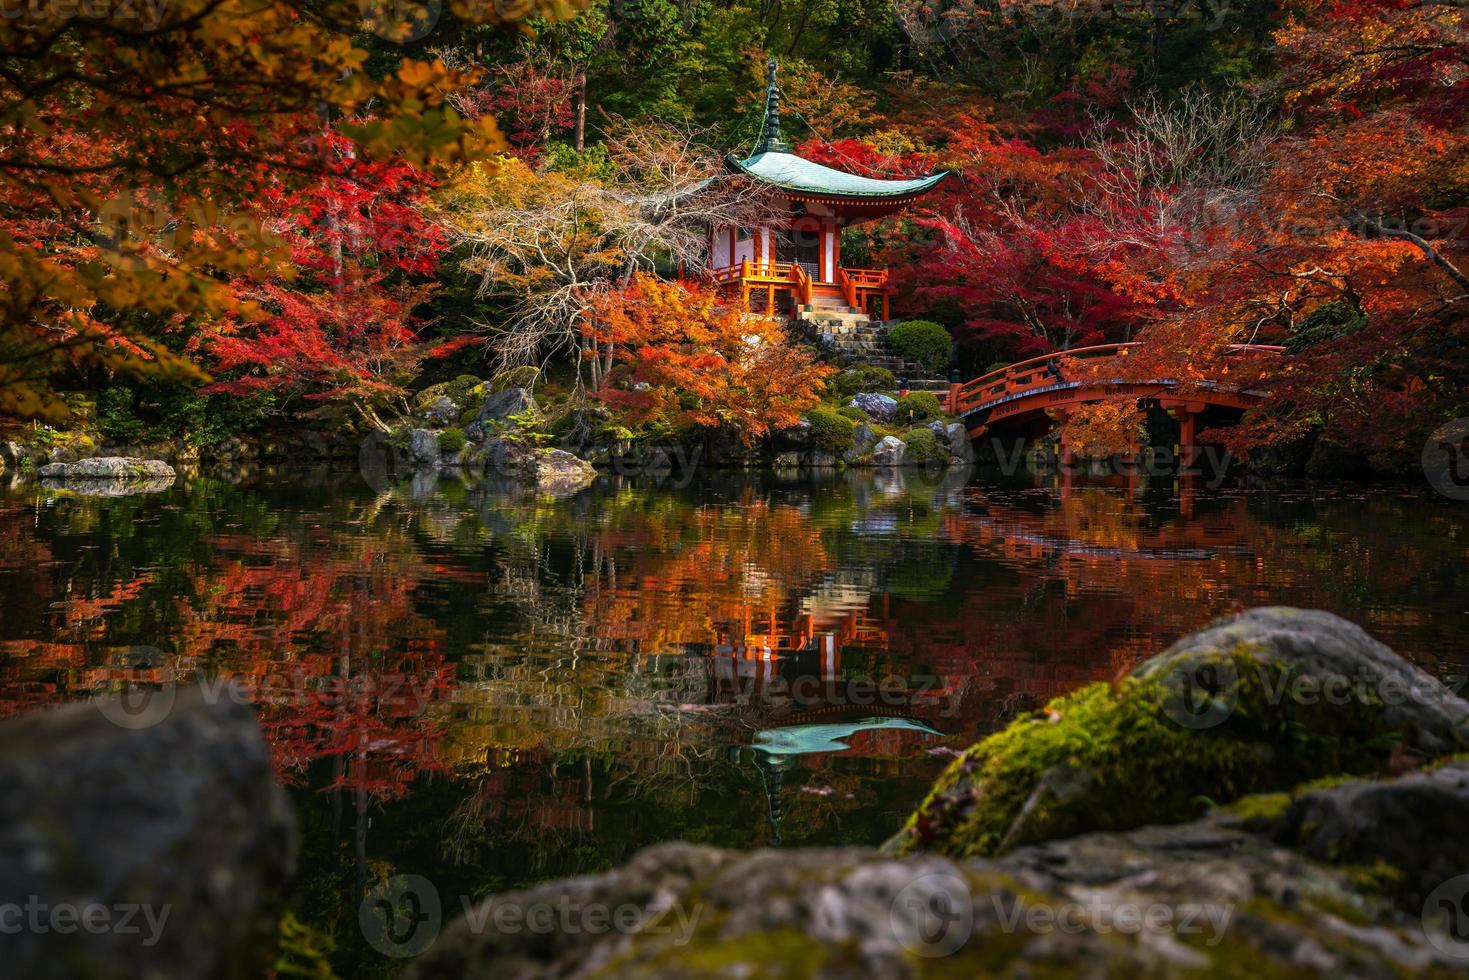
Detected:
left=728, top=59, right=946, bottom=202
left=726, top=150, right=947, bottom=200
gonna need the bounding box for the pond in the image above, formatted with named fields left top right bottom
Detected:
left=1, top=466, right=1466, bottom=974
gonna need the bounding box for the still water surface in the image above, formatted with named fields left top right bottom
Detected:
left=1, top=467, right=1465, bottom=972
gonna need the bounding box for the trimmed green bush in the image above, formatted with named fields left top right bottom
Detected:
left=836, top=405, right=867, bottom=422
left=806, top=407, right=857, bottom=454
left=901, top=426, right=948, bottom=464
left=438, top=427, right=468, bottom=454
left=888, top=319, right=952, bottom=374
left=830, top=365, right=896, bottom=402
left=895, top=391, right=943, bottom=425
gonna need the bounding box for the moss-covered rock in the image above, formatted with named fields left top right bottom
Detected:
left=410, top=761, right=1469, bottom=978
left=887, top=607, right=1469, bottom=859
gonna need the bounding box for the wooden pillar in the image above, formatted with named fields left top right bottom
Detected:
left=881, top=294, right=890, bottom=321
left=1179, top=412, right=1196, bottom=467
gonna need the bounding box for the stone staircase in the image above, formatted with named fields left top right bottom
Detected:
left=794, top=308, right=949, bottom=390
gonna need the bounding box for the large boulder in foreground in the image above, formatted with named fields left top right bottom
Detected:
left=38, top=456, right=174, bottom=480
left=410, top=764, right=1469, bottom=977
left=0, top=686, right=297, bottom=979
left=886, top=607, right=1469, bottom=859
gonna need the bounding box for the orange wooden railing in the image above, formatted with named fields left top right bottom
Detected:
left=791, top=262, right=813, bottom=306
left=945, top=343, right=1286, bottom=416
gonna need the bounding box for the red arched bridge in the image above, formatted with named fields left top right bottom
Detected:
left=944, top=343, right=1286, bottom=455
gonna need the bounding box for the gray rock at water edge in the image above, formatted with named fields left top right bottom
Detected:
left=804, top=450, right=840, bottom=467
left=945, top=422, right=974, bottom=464
left=846, top=424, right=880, bottom=463
left=870, top=435, right=906, bottom=467
left=521, top=449, right=597, bottom=496
left=0, top=440, right=24, bottom=469
left=409, top=428, right=441, bottom=467
left=0, top=686, right=298, bottom=980
left=477, top=387, right=537, bottom=426
left=36, top=457, right=175, bottom=480
left=409, top=760, right=1469, bottom=978
left=773, top=451, right=801, bottom=469
left=848, top=392, right=897, bottom=422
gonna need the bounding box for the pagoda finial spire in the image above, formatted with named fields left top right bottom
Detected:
left=755, top=58, right=790, bottom=155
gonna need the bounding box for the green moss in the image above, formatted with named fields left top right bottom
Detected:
left=490, top=366, right=540, bottom=392
left=836, top=405, right=867, bottom=422
left=1219, top=791, right=1292, bottom=825
left=895, top=643, right=1436, bottom=859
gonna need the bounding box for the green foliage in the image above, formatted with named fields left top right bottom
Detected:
left=438, top=428, right=468, bottom=454
left=836, top=405, right=867, bottom=422
left=98, top=387, right=144, bottom=442
left=274, top=910, right=337, bottom=979
left=805, top=407, right=857, bottom=453
left=901, top=426, right=948, bottom=464
left=831, top=365, right=896, bottom=402
left=895, top=391, right=943, bottom=425
left=500, top=409, right=553, bottom=451
left=888, top=320, right=952, bottom=374
left=96, top=383, right=277, bottom=447
left=1287, top=302, right=1367, bottom=355
left=542, top=142, right=616, bottom=180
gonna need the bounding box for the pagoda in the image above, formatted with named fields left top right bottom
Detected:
left=706, top=61, right=946, bottom=320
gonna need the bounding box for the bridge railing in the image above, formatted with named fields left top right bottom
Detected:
left=946, top=343, right=1286, bottom=417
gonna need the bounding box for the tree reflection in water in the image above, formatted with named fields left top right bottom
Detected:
left=0, top=468, right=1465, bottom=973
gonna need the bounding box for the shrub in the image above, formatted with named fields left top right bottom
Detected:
left=888, top=320, right=952, bottom=374
left=806, top=407, right=857, bottom=453
left=895, top=391, right=943, bottom=425
left=902, top=426, right=948, bottom=465
left=836, top=405, right=867, bottom=422
left=438, top=427, right=468, bottom=454
left=830, top=365, right=896, bottom=401
left=97, top=387, right=144, bottom=442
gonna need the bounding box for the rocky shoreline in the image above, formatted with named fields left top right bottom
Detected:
left=4, top=608, right=1467, bottom=977
left=1, top=373, right=979, bottom=498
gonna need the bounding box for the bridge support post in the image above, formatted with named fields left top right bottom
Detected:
left=1169, top=403, right=1204, bottom=470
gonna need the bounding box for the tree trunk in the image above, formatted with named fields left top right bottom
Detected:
left=574, top=72, right=587, bottom=153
